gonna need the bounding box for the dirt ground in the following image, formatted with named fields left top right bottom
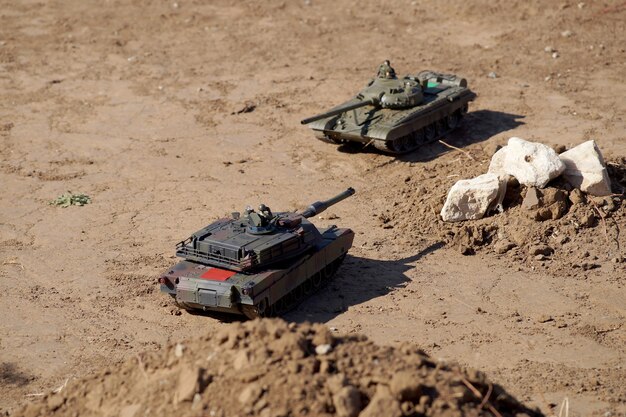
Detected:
left=1, top=0, right=624, bottom=416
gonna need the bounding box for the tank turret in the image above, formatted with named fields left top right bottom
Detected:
left=174, top=188, right=355, bottom=272
left=301, top=61, right=424, bottom=126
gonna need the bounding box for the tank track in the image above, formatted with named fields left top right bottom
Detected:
left=241, top=254, right=347, bottom=319
left=373, top=107, right=465, bottom=154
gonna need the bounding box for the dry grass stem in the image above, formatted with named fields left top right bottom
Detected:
left=2, top=259, right=24, bottom=270
left=590, top=203, right=619, bottom=253
left=478, top=383, right=493, bottom=409
left=557, top=397, right=569, bottom=417
left=136, top=353, right=148, bottom=380
left=438, top=140, right=476, bottom=161
left=460, top=377, right=504, bottom=417
left=53, top=378, right=69, bottom=394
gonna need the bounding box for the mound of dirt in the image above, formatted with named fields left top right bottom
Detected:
left=17, top=320, right=540, bottom=417
left=377, top=154, right=625, bottom=275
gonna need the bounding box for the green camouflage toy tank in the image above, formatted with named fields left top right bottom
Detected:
left=158, top=188, right=355, bottom=318
left=301, top=61, right=476, bottom=154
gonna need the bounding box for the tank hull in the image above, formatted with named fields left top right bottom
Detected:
left=159, top=226, right=354, bottom=317
left=306, top=71, right=476, bottom=154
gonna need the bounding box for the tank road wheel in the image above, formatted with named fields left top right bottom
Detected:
left=312, top=272, right=323, bottom=288
left=436, top=119, right=446, bottom=135
left=446, top=111, right=461, bottom=130
left=391, top=135, right=409, bottom=153
left=294, top=284, right=305, bottom=301
left=266, top=303, right=277, bottom=318
left=242, top=297, right=270, bottom=319
left=397, top=134, right=421, bottom=153
left=424, top=124, right=437, bottom=142
left=284, top=292, right=298, bottom=311
left=413, top=129, right=426, bottom=146
left=322, top=263, right=336, bottom=281
left=303, top=278, right=314, bottom=295
left=317, top=134, right=342, bottom=145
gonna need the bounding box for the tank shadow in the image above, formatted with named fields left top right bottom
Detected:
left=285, top=241, right=445, bottom=324
left=335, top=110, right=525, bottom=161
left=185, top=309, right=246, bottom=322
left=182, top=241, right=444, bottom=323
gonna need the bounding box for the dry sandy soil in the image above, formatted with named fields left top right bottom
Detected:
left=1, top=0, right=625, bottom=416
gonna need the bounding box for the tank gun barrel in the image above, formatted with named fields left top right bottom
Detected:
left=301, top=188, right=355, bottom=218
left=300, top=99, right=376, bottom=125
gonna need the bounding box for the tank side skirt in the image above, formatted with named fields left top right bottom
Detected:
left=249, top=229, right=353, bottom=308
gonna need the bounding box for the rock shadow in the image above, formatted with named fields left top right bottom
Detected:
left=607, top=158, right=626, bottom=194
left=286, top=241, right=444, bottom=323
left=335, top=110, right=525, bottom=162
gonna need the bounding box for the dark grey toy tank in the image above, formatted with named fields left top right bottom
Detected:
left=301, top=61, right=476, bottom=154
left=158, top=188, right=355, bottom=318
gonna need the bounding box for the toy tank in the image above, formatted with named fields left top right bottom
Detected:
left=301, top=61, right=476, bottom=154
left=158, top=188, right=355, bottom=318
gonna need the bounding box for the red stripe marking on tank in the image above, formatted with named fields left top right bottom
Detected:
left=200, top=268, right=236, bottom=281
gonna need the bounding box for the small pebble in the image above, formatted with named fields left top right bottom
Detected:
left=552, top=52, right=560, bottom=59
left=487, top=71, right=498, bottom=79
left=175, top=343, right=185, bottom=358
left=315, top=344, right=332, bottom=355
left=561, top=30, right=573, bottom=37
left=537, top=314, right=554, bottom=323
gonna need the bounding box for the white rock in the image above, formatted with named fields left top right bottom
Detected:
left=174, top=343, right=184, bottom=358
left=315, top=344, right=332, bottom=355
left=559, top=140, right=611, bottom=196
left=488, top=137, right=565, bottom=188
left=440, top=173, right=505, bottom=222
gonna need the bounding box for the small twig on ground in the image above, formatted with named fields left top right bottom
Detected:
left=428, top=203, right=437, bottom=217
left=2, top=258, right=24, bottom=270
left=557, top=397, right=569, bottom=417
left=595, top=323, right=622, bottom=334
left=136, top=353, right=148, bottom=380
left=25, top=393, right=45, bottom=397
left=460, top=377, right=504, bottom=417
left=591, top=203, right=613, bottom=253
left=599, top=1, right=626, bottom=14
left=450, top=296, right=474, bottom=310
left=438, top=140, right=476, bottom=161
left=478, top=383, right=493, bottom=409
left=53, top=378, right=69, bottom=394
